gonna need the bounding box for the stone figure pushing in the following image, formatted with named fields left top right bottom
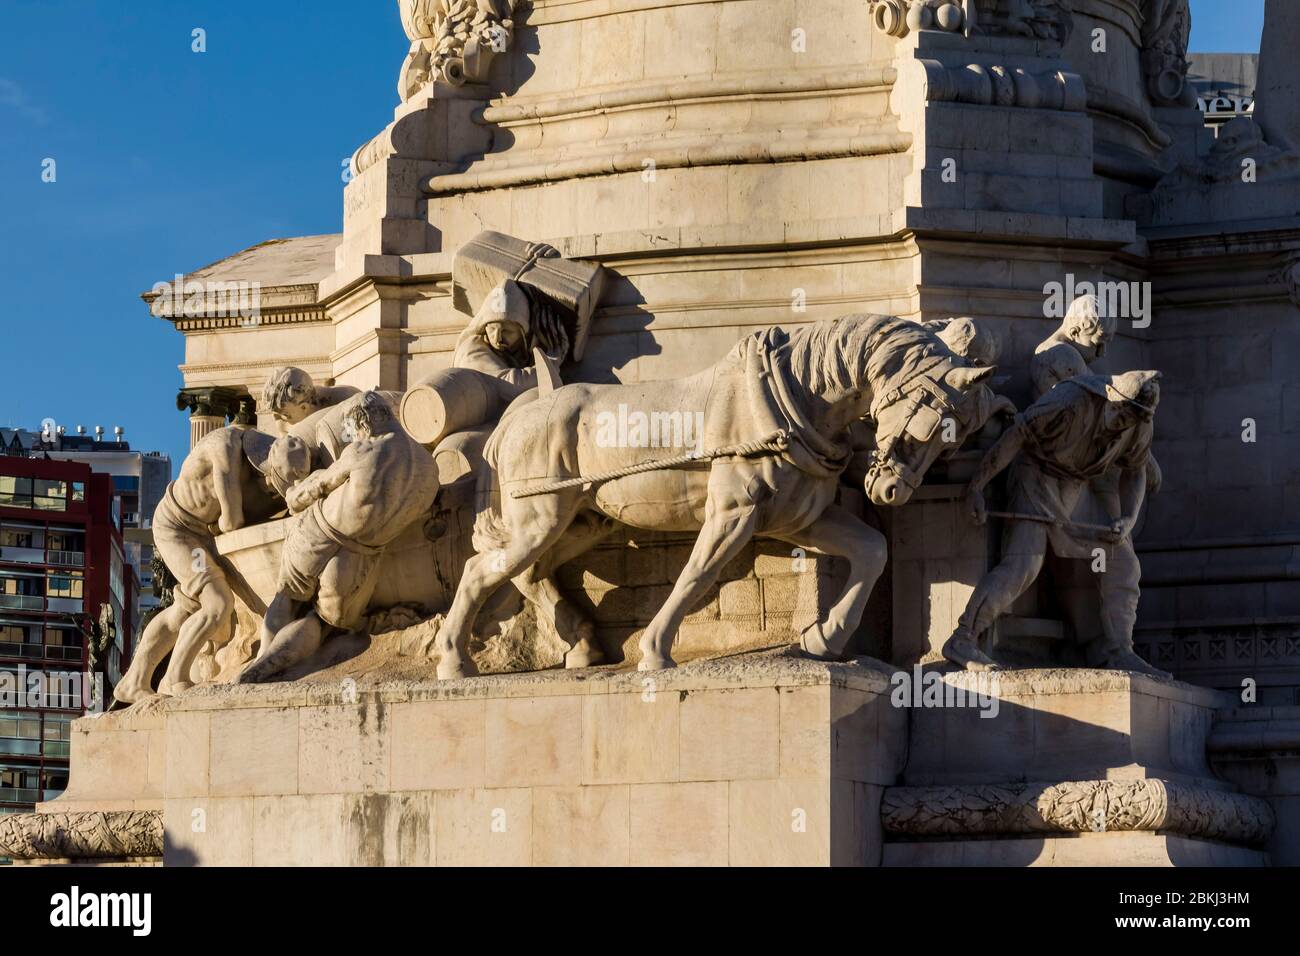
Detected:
left=114, top=427, right=312, bottom=703
left=941, top=371, right=1168, bottom=678
left=262, top=366, right=361, bottom=429
left=239, top=390, right=439, bottom=682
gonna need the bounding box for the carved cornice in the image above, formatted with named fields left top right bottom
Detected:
left=0, top=810, right=162, bottom=861
left=882, top=779, right=1275, bottom=846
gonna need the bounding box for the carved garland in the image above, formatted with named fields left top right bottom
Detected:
left=869, top=0, right=1072, bottom=44
left=398, top=0, right=518, bottom=100
left=881, top=779, right=1275, bottom=846
left=0, top=811, right=163, bottom=861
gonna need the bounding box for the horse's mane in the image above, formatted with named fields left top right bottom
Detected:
left=783, top=314, right=960, bottom=400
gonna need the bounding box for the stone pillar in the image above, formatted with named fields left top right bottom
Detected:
left=176, top=387, right=244, bottom=450
left=1254, top=0, right=1300, bottom=151
left=188, top=415, right=227, bottom=448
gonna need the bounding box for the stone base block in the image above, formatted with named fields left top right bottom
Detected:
left=27, top=652, right=905, bottom=867
left=881, top=669, right=1276, bottom=864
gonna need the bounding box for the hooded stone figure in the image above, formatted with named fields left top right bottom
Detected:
left=451, top=278, right=571, bottom=395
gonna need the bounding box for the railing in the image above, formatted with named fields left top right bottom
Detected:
left=0, top=643, right=83, bottom=663
left=0, top=595, right=42, bottom=610
left=0, top=788, right=60, bottom=805
left=0, top=546, right=44, bottom=564
left=46, top=550, right=84, bottom=568
left=0, top=738, right=41, bottom=757
left=45, top=597, right=82, bottom=613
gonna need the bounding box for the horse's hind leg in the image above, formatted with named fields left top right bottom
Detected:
left=435, top=495, right=578, bottom=680
left=513, top=513, right=615, bottom=668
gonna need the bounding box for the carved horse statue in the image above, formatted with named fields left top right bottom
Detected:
left=434, top=314, right=1000, bottom=678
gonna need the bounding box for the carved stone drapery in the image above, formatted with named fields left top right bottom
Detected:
left=0, top=811, right=163, bottom=861
left=398, top=0, right=518, bottom=100
left=882, top=779, right=1275, bottom=846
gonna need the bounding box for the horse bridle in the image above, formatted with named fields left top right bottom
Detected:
left=865, top=365, right=964, bottom=491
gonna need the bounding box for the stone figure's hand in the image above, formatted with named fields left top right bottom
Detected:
left=218, top=515, right=237, bottom=535
left=966, top=487, right=987, bottom=526
left=1106, top=517, right=1134, bottom=543
left=286, top=482, right=315, bottom=514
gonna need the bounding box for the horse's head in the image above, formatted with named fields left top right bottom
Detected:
left=865, top=363, right=998, bottom=506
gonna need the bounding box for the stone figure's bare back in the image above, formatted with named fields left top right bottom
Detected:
left=318, top=432, right=438, bottom=547
left=171, top=429, right=281, bottom=531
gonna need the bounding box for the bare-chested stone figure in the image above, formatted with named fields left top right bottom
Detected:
left=113, top=428, right=311, bottom=703
left=238, top=390, right=440, bottom=683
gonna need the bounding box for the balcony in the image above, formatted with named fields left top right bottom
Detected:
left=45, top=597, right=82, bottom=613
left=0, top=546, right=44, bottom=564
left=0, top=788, right=61, bottom=805
left=0, top=643, right=82, bottom=663
left=46, top=550, right=84, bottom=568
left=0, top=595, right=42, bottom=611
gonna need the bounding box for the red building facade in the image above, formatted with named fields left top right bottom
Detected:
left=0, top=457, right=131, bottom=815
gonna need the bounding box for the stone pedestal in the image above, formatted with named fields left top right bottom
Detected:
left=881, top=670, right=1274, bottom=865
left=18, top=654, right=905, bottom=867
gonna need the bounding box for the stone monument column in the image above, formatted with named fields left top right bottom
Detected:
left=176, top=386, right=244, bottom=448
left=1253, top=0, right=1300, bottom=151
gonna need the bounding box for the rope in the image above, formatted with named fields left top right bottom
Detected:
left=510, top=430, right=790, bottom=499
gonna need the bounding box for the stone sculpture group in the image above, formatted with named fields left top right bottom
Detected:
left=114, top=231, right=1168, bottom=705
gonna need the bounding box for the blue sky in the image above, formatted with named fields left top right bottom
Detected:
left=0, top=0, right=1269, bottom=473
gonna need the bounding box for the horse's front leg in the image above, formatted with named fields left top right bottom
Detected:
left=638, top=501, right=760, bottom=671
left=772, top=503, right=887, bottom=661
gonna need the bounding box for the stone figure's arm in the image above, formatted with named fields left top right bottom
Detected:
left=964, top=423, right=1026, bottom=525
left=454, top=336, right=537, bottom=390
left=212, top=439, right=245, bottom=534
left=1113, top=462, right=1150, bottom=542
left=286, top=452, right=355, bottom=514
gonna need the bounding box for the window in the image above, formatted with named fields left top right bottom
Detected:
left=31, top=478, right=66, bottom=512
left=42, top=714, right=72, bottom=758
left=46, top=530, right=84, bottom=553
left=0, top=712, right=41, bottom=757
left=0, top=477, right=32, bottom=508
left=70, top=481, right=85, bottom=503
left=43, top=627, right=81, bottom=662
left=46, top=572, right=83, bottom=599
left=0, top=624, right=40, bottom=661
left=0, top=528, right=34, bottom=548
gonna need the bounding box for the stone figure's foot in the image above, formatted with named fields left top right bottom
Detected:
left=941, top=633, right=1000, bottom=672
left=564, top=627, right=605, bottom=669
left=112, top=679, right=159, bottom=706
left=234, top=659, right=275, bottom=685
left=157, top=679, right=193, bottom=698
left=798, top=620, right=847, bottom=662
left=1104, top=649, right=1172, bottom=680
